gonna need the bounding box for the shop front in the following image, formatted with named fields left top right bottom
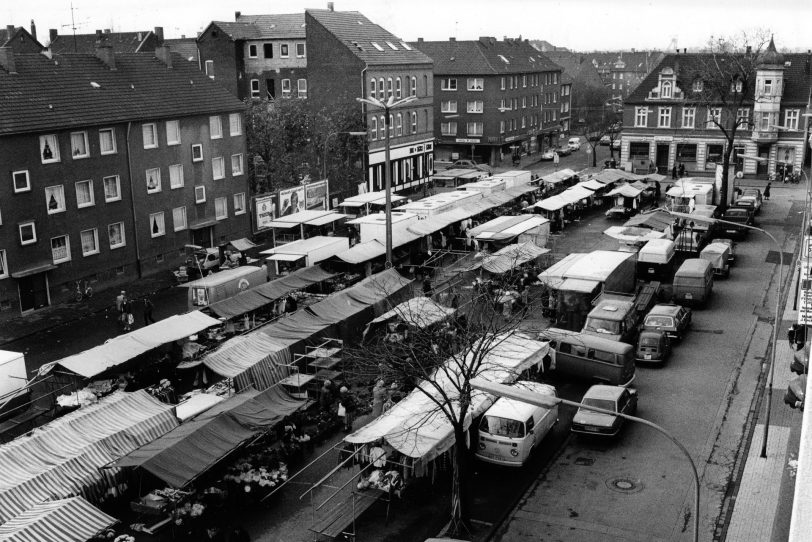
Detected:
left=10, top=262, right=56, bottom=312
left=367, top=139, right=434, bottom=194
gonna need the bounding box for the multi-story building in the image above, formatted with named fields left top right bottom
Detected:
left=621, top=40, right=811, bottom=176
left=1, top=22, right=43, bottom=53
left=411, top=37, right=566, bottom=166
left=306, top=7, right=434, bottom=194
left=587, top=50, right=664, bottom=102
left=48, top=27, right=164, bottom=53
left=0, top=42, right=249, bottom=318
left=197, top=12, right=307, bottom=101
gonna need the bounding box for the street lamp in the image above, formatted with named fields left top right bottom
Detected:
left=469, top=378, right=700, bottom=542
left=356, top=95, right=418, bottom=268
left=322, top=131, right=368, bottom=181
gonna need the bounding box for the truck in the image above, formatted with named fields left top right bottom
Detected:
left=581, top=282, right=660, bottom=344
left=182, top=265, right=268, bottom=311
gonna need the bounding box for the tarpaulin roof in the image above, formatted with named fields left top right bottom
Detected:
left=540, top=168, right=577, bottom=185
left=563, top=250, right=634, bottom=281
left=481, top=243, right=550, bottom=274
left=537, top=253, right=587, bottom=289
left=345, top=333, right=549, bottom=460
left=468, top=215, right=539, bottom=238
left=308, top=269, right=412, bottom=320
left=109, top=387, right=305, bottom=488
left=534, top=195, right=570, bottom=212
left=198, top=331, right=293, bottom=377
left=623, top=211, right=674, bottom=231
left=591, top=169, right=628, bottom=184
left=561, top=186, right=594, bottom=203
left=576, top=179, right=606, bottom=191
left=559, top=278, right=601, bottom=293
left=603, top=226, right=666, bottom=243
left=335, top=229, right=421, bottom=264
left=0, top=496, right=117, bottom=542
left=0, top=391, right=177, bottom=523
left=228, top=238, right=257, bottom=252
left=370, top=297, right=456, bottom=329
left=606, top=183, right=644, bottom=198
left=57, top=311, right=222, bottom=378
left=340, top=191, right=407, bottom=207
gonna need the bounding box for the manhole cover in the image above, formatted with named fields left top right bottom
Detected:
left=574, top=457, right=594, bottom=466
left=606, top=477, right=644, bottom=494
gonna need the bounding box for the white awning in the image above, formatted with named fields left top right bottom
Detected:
left=266, top=253, right=306, bottom=262
left=305, top=213, right=351, bottom=226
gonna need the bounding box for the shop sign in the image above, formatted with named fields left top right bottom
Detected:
left=455, top=138, right=480, bottom=143
left=254, top=194, right=276, bottom=232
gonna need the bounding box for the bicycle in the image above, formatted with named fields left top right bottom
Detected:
left=74, top=280, right=93, bottom=302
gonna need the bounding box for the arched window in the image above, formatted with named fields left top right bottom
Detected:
left=395, top=77, right=402, bottom=99
left=379, top=115, right=385, bottom=140
left=411, top=112, right=417, bottom=133
left=410, top=77, right=417, bottom=97
left=396, top=113, right=403, bottom=136
left=378, top=78, right=385, bottom=99
left=370, top=79, right=377, bottom=98
left=387, top=78, right=393, bottom=98
left=661, top=80, right=672, bottom=98
left=389, top=114, right=394, bottom=138
left=370, top=117, right=377, bottom=141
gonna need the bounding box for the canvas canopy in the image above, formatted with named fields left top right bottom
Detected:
left=603, top=226, right=666, bottom=243
left=537, top=253, right=587, bottom=289
left=562, top=186, right=595, bottom=203
left=228, top=238, right=257, bottom=252
left=109, top=387, right=305, bottom=488
left=469, top=215, right=548, bottom=241
left=564, top=250, right=634, bottom=282
left=57, top=311, right=221, bottom=378
left=607, top=183, right=644, bottom=198
left=539, top=169, right=576, bottom=186
left=534, top=195, right=570, bottom=212
left=480, top=243, right=550, bottom=274
left=369, top=297, right=455, bottom=329
left=0, top=496, right=117, bottom=542
left=340, top=191, right=407, bottom=207
left=0, top=391, right=177, bottom=523
left=624, top=211, right=674, bottom=232
left=335, top=230, right=421, bottom=264
left=576, top=179, right=606, bottom=191
left=558, top=278, right=601, bottom=293
left=345, top=334, right=549, bottom=460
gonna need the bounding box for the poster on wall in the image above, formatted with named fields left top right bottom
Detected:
left=278, top=186, right=305, bottom=217
left=305, top=180, right=329, bottom=211
left=254, top=194, right=276, bottom=232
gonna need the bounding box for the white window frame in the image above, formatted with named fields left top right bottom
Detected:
left=692, top=79, right=703, bottom=92
left=166, top=120, right=181, bottom=145
left=396, top=113, right=403, bottom=136
left=195, top=185, right=206, bottom=203
left=281, top=79, right=291, bottom=95
left=103, top=175, right=121, bottom=202
left=70, top=131, right=90, bottom=159
left=19, top=221, right=37, bottom=245
left=231, top=154, right=244, bottom=176
left=209, top=116, right=223, bottom=139
left=45, top=185, right=66, bottom=214
left=395, top=77, right=402, bottom=99
left=466, top=122, right=483, bottom=136
left=387, top=78, right=393, bottom=98
left=441, top=78, right=457, bottom=91
left=466, top=78, right=484, bottom=91
left=12, top=170, right=30, bottom=193
left=191, top=144, right=203, bottom=162
left=215, top=197, right=228, bottom=220
left=39, top=134, right=60, bottom=164
left=297, top=78, right=307, bottom=98
left=370, top=78, right=377, bottom=98
left=173, top=206, right=187, bottom=231
left=441, top=101, right=457, bottom=113
left=280, top=43, right=289, bottom=58
left=99, top=128, right=117, bottom=155
left=234, top=193, right=246, bottom=215
left=250, top=79, right=260, bottom=99
left=370, top=117, right=378, bottom=141
left=204, top=60, right=214, bottom=78
left=411, top=112, right=417, bottom=134
left=466, top=101, right=484, bottom=114
left=785, top=109, right=800, bottom=131
left=736, top=108, right=751, bottom=125
left=499, top=120, right=505, bottom=134
left=658, top=106, right=672, bottom=128
left=146, top=168, right=161, bottom=193
left=707, top=107, right=721, bottom=129
left=296, top=42, right=305, bottom=58
left=149, top=212, right=165, bottom=238
left=378, top=78, right=385, bottom=99
left=379, top=115, right=385, bottom=140
left=661, top=80, right=673, bottom=99
left=75, top=179, right=95, bottom=208
left=229, top=113, right=242, bottom=136
left=248, top=44, right=258, bottom=58
left=169, top=164, right=184, bottom=189
left=50, top=235, right=71, bottom=264
left=0, top=250, right=7, bottom=279
left=634, top=106, right=648, bottom=128
left=410, top=76, right=417, bottom=97
left=763, top=79, right=773, bottom=94
left=108, top=222, right=126, bottom=249
left=682, top=107, right=695, bottom=129
left=142, top=124, right=158, bottom=149
left=80, top=228, right=99, bottom=256
left=212, top=157, right=225, bottom=180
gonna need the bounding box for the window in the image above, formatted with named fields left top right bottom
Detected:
left=466, top=122, right=483, bottom=136
left=501, top=77, right=505, bottom=90
left=0, top=250, right=7, bottom=279
left=12, top=170, right=30, bottom=193
left=763, top=79, right=773, bottom=94
left=441, top=78, right=457, bottom=91
left=410, top=76, right=417, bottom=97
left=736, top=108, right=751, bottom=125
left=70, top=131, right=89, bottom=158
left=231, top=154, right=244, bottom=176
left=228, top=113, right=242, bottom=136
left=682, top=107, right=695, bottom=129
left=99, top=128, right=116, bottom=155
left=499, top=120, right=505, bottom=134
left=706, top=144, right=725, bottom=165
left=467, top=78, right=484, bottom=91
left=523, top=74, right=527, bottom=88
left=389, top=114, right=394, bottom=138
left=466, top=101, right=483, bottom=113
left=162, top=122, right=179, bottom=149
left=51, top=235, right=70, bottom=263
left=19, top=222, right=36, bottom=245
left=142, top=124, right=157, bottom=149
left=169, top=164, right=184, bottom=189
left=212, top=157, right=225, bottom=180
left=40, top=134, right=60, bottom=163
left=692, top=79, right=703, bottom=92
left=173, top=206, right=187, bottom=231
left=215, top=197, right=228, bottom=220
left=146, top=168, right=161, bottom=193
left=441, top=101, right=457, bottom=113
left=191, top=144, right=203, bottom=162
left=369, top=78, right=377, bottom=98
left=281, top=79, right=291, bottom=96
left=411, top=112, right=417, bottom=133
left=108, top=222, right=125, bottom=249
left=80, top=228, right=99, bottom=256
left=149, top=212, right=165, bottom=237
left=522, top=97, right=527, bottom=109
left=297, top=79, right=307, bottom=98
left=75, top=180, right=94, bottom=208
left=658, top=106, right=672, bottom=128
left=661, top=80, right=672, bottom=98
left=296, top=43, right=305, bottom=58
left=634, top=106, right=648, bottom=127
left=102, top=175, right=121, bottom=202
left=521, top=116, right=526, bottom=128
left=395, top=77, right=402, bottom=99
left=209, top=116, right=223, bottom=139
left=234, top=193, right=246, bottom=215
left=441, top=122, right=457, bottom=136
left=280, top=43, right=289, bottom=57
left=379, top=115, right=385, bottom=140
left=706, top=107, right=721, bottom=128
left=370, top=117, right=377, bottom=141
left=248, top=44, right=258, bottom=58
left=250, top=79, right=260, bottom=99
left=785, top=109, right=800, bottom=130
left=731, top=78, right=743, bottom=93
left=204, top=60, right=214, bottom=78
left=45, top=185, right=66, bottom=214
left=195, top=185, right=206, bottom=203
left=263, top=43, right=273, bottom=58
left=396, top=113, right=403, bottom=136
left=759, top=111, right=772, bottom=131
left=378, top=78, right=385, bottom=99
left=386, top=78, right=393, bottom=98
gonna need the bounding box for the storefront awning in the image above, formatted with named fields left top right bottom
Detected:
left=0, top=497, right=117, bottom=542
left=266, top=253, right=306, bottom=262
left=10, top=262, right=57, bottom=278
left=229, top=238, right=257, bottom=252
left=189, top=218, right=218, bottom=230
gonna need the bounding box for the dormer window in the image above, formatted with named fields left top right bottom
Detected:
left=763, top=79, right=773, bottom=94
left=661, top=81, right=673, bottom=98
left=730, top=77, right=743, bottom=93
left=692, top=79, right=703, bottom=92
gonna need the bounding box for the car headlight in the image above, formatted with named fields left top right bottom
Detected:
left=478, top=442, right=485, bottom=450
left=510, top=449, right=519, bottom=457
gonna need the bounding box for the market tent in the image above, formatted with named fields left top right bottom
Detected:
left=591, top=170, right=627, bottom=185
left=197, top=331, right=293, bottom=391
left=539, top=169, right=577, bottom=186
left=623, top=211, right=673, bottom=232
left=369, top=297, right=455, bottom=329
left=481, top=243, right=550, bottom=274
left=606, top=183, right=644, bottom=198
left=57, top=311, right=221, bottom=378
left=537, top=253, right=587, bottom=289
left=468, top=215, right=529, bottom=238
left=575, top=179, right=605, bottom=191
left=561, top=186, right=595, bottom=203
left=335, top=229, right=421, bottom=264
left=339, top=269, right=412, bottom=310
left=603, top=226, right=666, bottom=243
left=558, top=278, right=601, bottom=293
left=108, top=387, right=305, bottom=488
left=534, top=195, right=570, bottom=212
left=340, top=191, right=407, bottom=208
left=0, top=391, right=177, bottom=523
left=229, top=238, right=258, bottom=252
left=0, top=496, right=117, bottom=542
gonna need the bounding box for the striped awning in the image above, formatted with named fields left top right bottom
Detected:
left=0, top=496, right=117, bottom=542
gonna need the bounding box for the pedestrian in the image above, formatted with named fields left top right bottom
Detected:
left=764, top=182, right=771, bottom=200
left=116, top=290, right=125, bottom=313
left=121, top=296, right=133, bottom=331
left=422, top=279, right=433, bottom=298
left=654, top=180, right=661, bottom=202
left=338, top=386, right=357, bottom=432
left=671, top=165, right=677, bottom=180
left=319, top=380, right=334, bottom=413
left=678, top=163, right=685, bottom=177
left=371, top=380, right=387, bottom=417
left=143, top=296, right=156, bottom=326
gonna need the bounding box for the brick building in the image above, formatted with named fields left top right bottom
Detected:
left=48, top=27, right=164, bottom=53
left=306, top=8, right=435, bottom=194
left=411, top=37, right=567, bottom=166
left=0, top=43, right=249, bottom=318
left=586, top=50, right=664, bottom=102
left=621, top=40, right=812, bottom=176
left=197, top=12, right=307, bottom=101
left=0, top=22, right=43, bottom=53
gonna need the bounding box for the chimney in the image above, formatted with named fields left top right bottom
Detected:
left=683, top=48, right=687, bottom=54
left=6, top=25, right=14, bottom=38
left=155, top=45, right=172, bottom=68
left=95, top=36, right=116, bottom=70
left=49, top=28, right=58, bottom=43
left=235, top=11, right=241, bottom=20
left=417, top=37, right=423, bottom=43
left=104, top=29, right=111, bottom=34
left=137, top=32, right=142, bottom=41
left=0, top=46, right=16, bottom=73
left=30, top=20, right=37, bottom=40
left=449, top=37, right=456, bottom=42
left=327, top=2, right=334, bottom=11
left=153, top=26, right=164, bottom=42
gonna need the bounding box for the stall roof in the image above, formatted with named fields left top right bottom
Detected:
left=562, top=186, right=595, bottom=203
left=180, top=266, right=264, bottom=289
left=534, top=195, right=570, bottom=212
left=623, top=211, right=673, bottom=231
left=606, top=183, right=644, bottom=198
left=340, top=191, right=407, bottom=207
left=603, top=226, right=666, bottom=243
left=576, top=179, right=605, bottom=191
left=261, top=236, right=345, bottom=256
left=229, top=238, right=257, bottom=252
left=468, top=215, right=528, bottom=237
left=537, top=253, right=587, bottom=289
left=540, top=168, right=577, bottom=184
left=0, top=497, right=117, bottom=542
left=666, top=183, right=713, bottom=197
left=57, top=311, right=222, bottom=378
left=369, top=297, right=455, bottom=329
left=266, top=253, right=306, bottom=263
left=270, top=209, right=333, bottom=225
left=564, top=250, right=634, bottom=281
left=175, top=393, right=225, bottom=422
left=335, top=230, right=420, bottom=264
left=559, top=278, right=601, bottom=293
left=505, top=184, right=538, bottom=197
left=306, top=212, right=351, bottom=227
left=591, top=169, right=628, bottom=184
left=198, top=331, right=293, bottom=378
left=481, top=242, right=550, bottom=274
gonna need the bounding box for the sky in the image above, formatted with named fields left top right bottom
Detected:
left=4, top=0, right=811, bottom=52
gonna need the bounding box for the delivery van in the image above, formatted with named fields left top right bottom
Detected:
left=475, top=381, right=558, bottom=467
left=699, top=242, right=731, bottom=278
left=183, top=265, right=267, bottom=311
left=637, top=239, right=676, bottom=282
left=537, top=328, right=635, bottom=386
left=672, top=259, right=713, bottom=307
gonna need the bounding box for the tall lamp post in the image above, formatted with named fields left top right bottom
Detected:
left=356, top=95, right=418, bottom=267
left=321, top=131, right=368, bottom=181
left=470, top=379, right=700, bottom=542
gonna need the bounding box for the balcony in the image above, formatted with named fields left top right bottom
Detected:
left=751, top=130, right=778, bottom=143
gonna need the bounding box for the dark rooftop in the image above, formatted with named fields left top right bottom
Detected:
left=410, top=38, right=561, bottom=75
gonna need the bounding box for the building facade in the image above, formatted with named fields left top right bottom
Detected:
left=621, top=41, right=812, bottom=176
left=412, top=37, right=567, bottom=166
left=0, top=44, right=249, bottom=319
left=197, top=12, right=307, bottom=101
left=306, top=7, right=435, bottom=194
left=587, top=51, right=664, bottom=102
left=48, top=27, right=164, bottom=53
left=0, top=23, right=43, bottom=53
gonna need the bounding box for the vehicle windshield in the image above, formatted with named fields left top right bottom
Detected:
left=639, top=336, right=661, bottom=347
left=644, top=316, right=674, bottom=327
left=583, top=317, right=621, bottom=335
left=479, top=415, right=525, bottom=438
left=581, top=398, right=617, bottom=412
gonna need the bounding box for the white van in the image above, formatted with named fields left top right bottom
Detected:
left=567, top=137, right=581, bottom=151
left=475, top=381, right=558, bottom=467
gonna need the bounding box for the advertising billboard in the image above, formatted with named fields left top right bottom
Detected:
left=305, top=180, right=329, bottom=211
left=254, top=194, right=276, bottom=232
left=278, top=186, right=305, bottom=217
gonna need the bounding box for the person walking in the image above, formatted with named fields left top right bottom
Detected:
left=338, top=386, right=357, bottom=432
left=764, top=182, right=771, bottom=200
left=116, top=290, right=125, bottom=313
left=121, top=296, right=133, bottom=331
left=319, top=380, right=335, bottom=414
left=678, top=163, right=685, bottom=177
left=143, top=296, right=156, bottom=325
left=371, top=380, right=387, bottom=417
left=671, top=165, right=677, bottom=180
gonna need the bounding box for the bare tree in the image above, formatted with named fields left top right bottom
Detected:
left=571, top=79, right=623, bottom=167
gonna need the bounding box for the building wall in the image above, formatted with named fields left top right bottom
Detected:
left=197, top=26, right=240, bottom=97
left=305, top=12, right=365, bottom=111
left=6, top=31, right=43, bottom=53
left=243, top=38, right=308, bottom=100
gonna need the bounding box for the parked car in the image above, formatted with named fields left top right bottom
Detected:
left=567, top=137, right=582, bottom=151
left=739, top=188, right=763, bottom=213
left=713, top=238, right=737, bottom=265
left=635, top=329, right=671, bottom=364
left=571, top=385, right=638, bottom=437
left=446, top=159, right=493, bottom=175
left=186, top=246, right=220, bottom=277
left=540, top=149, right=558, bottom=161
left=599, top=135, right=611, bottom=146
left=555, top=146, right=572, bottom=157
left=641, top=303, right=692, bottom=341
left=720, top=207, right=754, bottom=237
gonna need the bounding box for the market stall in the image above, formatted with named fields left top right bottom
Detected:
left=338, top=191, right=407, bottom=217
left=362, top=297, right=456, bottom=342
left=262, top=236, right=349, bottom=276
left=478, top=242, right=551, bottom=275
left=0, top=496, right=118, bottom=542
left=468, top=215, right=551, bottom=250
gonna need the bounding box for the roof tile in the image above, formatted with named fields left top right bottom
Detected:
left=410, top=39, right=561, bottom=75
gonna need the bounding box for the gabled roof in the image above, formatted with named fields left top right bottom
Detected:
left=0, top=52, right=244, bottom=136
left=0, top=26, right=43, bottom=50
left=164, top=38, right=198, bottom=61
left=543, top=50, right=604, bottom=88
left=49, top=31, right=156, bottom=53
left=206, top=13, right=306, bottom=41
left=410, top=38, right=561, bottom=75
left=585, top=51, right=663, bottom=74
left=307, top=9, right=432, bottom=66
